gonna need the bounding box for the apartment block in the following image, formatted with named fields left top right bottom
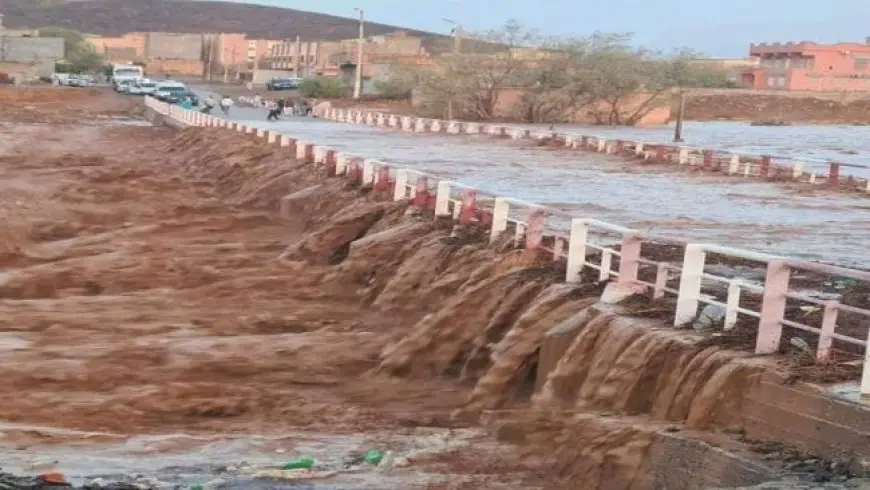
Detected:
left=265, top=31, right=428, bottom=77
left=745, top=40, right=870, bottom=91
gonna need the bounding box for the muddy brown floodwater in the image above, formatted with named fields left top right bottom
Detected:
left=0, top=87, right=866, bottom=490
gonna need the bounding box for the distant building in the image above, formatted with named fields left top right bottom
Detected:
left=265, top=31, right=429, bottom=78
left=689, top=57, right=759, bottom=85
left=744, top=41, right=870, bottom=91
left=0, top=13, right=63, bottom=81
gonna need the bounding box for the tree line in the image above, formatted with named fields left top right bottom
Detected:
left=374, top=21, right=736, bottom=125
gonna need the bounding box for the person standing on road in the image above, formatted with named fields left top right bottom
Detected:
left=220, top=95, right=234, bottom=115
left=267, top=99, right=285, bottom=121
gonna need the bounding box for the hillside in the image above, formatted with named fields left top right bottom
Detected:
left=0, top=0, right=441, bottom=41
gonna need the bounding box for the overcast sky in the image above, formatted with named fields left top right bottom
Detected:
left=224, top=0, right=870, bottom=57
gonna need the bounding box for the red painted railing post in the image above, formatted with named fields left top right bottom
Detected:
left=760, top=155, right=771, bottom=178
left=828, top=162, right=841, bottom=185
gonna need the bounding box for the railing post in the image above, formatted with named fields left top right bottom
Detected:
left=816, top=301, right=839, bottom=361
left=760, top=155, right=771, bottom=178
left=525, top=209, right=545, bottom=249
left=653, top=263, right=669, bottom=299
left=434, top=181, right=451, bottom=217
left=617, top=232, right=641, bottom=283
left=393, top=169, right=409, bottom=201
left=828, top=162, right=841, bottom=185
left=862, top=328, right=870, bottom=396
left=756, top=259, right=791, bottom=354
left=728, top=155, right=740, bottom=175
left=791, top=161, right=805, bottom=180
left=490, top=197, right=510, bottom=243
left=675, top=244, right=706, bottom=326
left=362, top=159, right=376, bottom=185
left=565, top=219, right=590, bottom=284
left=725, top=280, right=742, bottom=330
left=335, top=153, right=349, bottom=175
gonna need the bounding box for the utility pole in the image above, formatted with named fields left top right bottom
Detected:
left=673, top=89, right=685, bottom=143
left=353, top=8, right=364, bottom=99
left=443, top=19, right=461, bottom=120
left=0, top=13, right=6, bottom=63
left=205, top=33, right=213, bottom=81
left=294, top=36, right=301, bottom=77
left=252, top=41, right=260, bottom=86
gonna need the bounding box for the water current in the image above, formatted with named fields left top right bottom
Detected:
left=215, top=105, right=870, bottom=268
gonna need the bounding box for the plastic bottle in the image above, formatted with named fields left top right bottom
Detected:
left=282, top=456, right=315, bottom=470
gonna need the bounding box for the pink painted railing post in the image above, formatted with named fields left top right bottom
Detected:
left=756, top=259, right=791, bottom=354
left=828, top=162, right=841, bottom=185
left=618, top=232, right=642, bottom=283
left=565, top=219, right=589, bottom=284
left=760, top=155, right=772, bottom=178
left=525, top=209, right=545, bottom=250
left=675, top=244, right=706, bottom=326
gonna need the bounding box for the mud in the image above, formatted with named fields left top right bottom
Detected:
left=1, top=88, right=866, bottom=489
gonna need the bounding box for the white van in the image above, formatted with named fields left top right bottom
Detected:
left=111, top=64, right=144, bottom=87
left=128, top=79, right=157, bottom=95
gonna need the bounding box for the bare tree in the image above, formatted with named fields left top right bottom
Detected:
left=378, top=23, right=733, bottom=125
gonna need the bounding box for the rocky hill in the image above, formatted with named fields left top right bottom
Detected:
left=0, top=0, right=440, bottom=41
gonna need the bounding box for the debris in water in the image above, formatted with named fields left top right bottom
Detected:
left=40, top=471, right=68, bottom=485
left=364, top=448, right=384, bottom=465
left=281, top=456, right=315, bottom=470
left=694, top=303, right=726, bottom=331
left=251, top=469, right=337, bottom=480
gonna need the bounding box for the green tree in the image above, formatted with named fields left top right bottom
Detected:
left=39, top=26, right=105, bottom=74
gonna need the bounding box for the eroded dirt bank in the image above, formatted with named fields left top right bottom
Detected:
left=0, top=88, right=865, bottom=489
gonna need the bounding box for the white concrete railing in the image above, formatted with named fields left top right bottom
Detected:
left=318, top=106, right=870, bottom=192
left=146, top=96, right=870, bottom=397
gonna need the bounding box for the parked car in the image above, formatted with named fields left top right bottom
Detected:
left=266, top=77, right=299, bottom=91
left=68, top=75, right=92, bottom=87
left=154, top=81, right=188, bottom=103
left=115, top=78, right=136, bottom=92
left=51, top=73, right=72, bottom=86
left=128, top=79, right=157, bottom=95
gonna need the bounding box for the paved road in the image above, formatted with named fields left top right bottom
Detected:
left=202, top=102, right=870, bottom=268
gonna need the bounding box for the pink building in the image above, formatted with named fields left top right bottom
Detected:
left=744, top=41, right=870, bottom=91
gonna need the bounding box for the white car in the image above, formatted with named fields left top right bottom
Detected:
left=128, top=79, right=157, bottom=95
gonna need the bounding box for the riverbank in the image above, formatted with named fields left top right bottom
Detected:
left=0, top=86, right=867, bottom=489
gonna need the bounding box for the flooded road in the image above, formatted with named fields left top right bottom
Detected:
left=219, top=105, right=870, bottom=268
left=549, top=121, right=870, bottom=178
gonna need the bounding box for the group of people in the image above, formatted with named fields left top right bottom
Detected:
left=201, top=95, right=235, bottom=115
left=266, top=98, right=313, bottom=121
left=197, top=93, right=311, bottom=121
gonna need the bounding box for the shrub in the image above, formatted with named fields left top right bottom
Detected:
left=297, top=76, right=345, bottom=98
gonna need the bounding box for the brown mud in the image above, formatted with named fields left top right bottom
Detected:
left=0, top=88, right=865, bottom=489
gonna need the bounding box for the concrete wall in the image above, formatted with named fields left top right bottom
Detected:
left=147, top=58, right=204, bottom=77
left=2, top=37, right=64, bottom=63
left=146, top=33, right=202, bottom=61
left=87, top=33, right=147, bottom=62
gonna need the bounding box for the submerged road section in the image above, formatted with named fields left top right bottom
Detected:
left=216, top=104, right=870, bottom=268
